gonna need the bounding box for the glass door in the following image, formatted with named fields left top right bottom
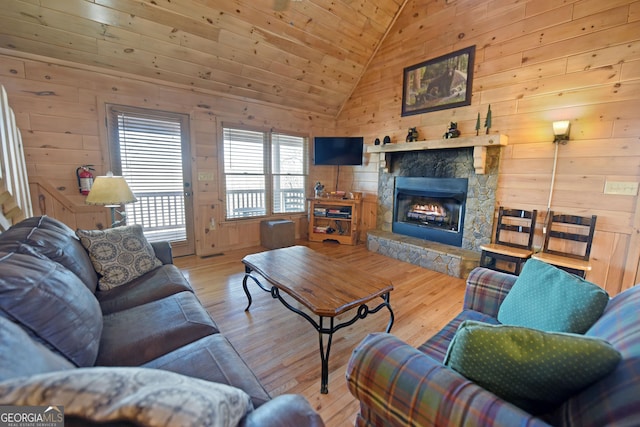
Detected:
left=107, top=104, right=195, bottom=257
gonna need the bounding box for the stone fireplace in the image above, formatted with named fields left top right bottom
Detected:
left=367, top=143, right=502, bottom=277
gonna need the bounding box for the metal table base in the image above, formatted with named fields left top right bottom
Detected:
left=242, top=266, right=394, bottom=394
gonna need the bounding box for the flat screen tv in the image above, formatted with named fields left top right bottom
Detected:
left=313, top=136, right=364, bottom=166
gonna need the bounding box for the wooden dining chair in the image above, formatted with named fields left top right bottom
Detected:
left=479, top=207, right=537, bottom=275
left=531, top=211, right=597, bottom=278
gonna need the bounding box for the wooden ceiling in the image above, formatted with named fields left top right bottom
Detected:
left=0, top=0, right=407, bottom=117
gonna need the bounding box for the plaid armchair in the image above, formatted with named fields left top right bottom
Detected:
left=346, top=267, right=640, bottom=427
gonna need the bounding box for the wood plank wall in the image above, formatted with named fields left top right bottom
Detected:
left=0, top=53, right=337, bottom=255
left=1, top=0, right=639, bottom=295
left=336, top=0, right=640, bottom=295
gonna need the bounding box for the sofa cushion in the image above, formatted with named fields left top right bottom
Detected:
left=96, top=264, right=194, bottom=315
left=0, top=216, right=98, bottom=292
left=444, top=320, right=621, bottom=413
left=144, top=334, right=272, bottom=409
left=0, top=316, right=75, bottom=382
left=0, top=250, right=103, bottom=367
left=97, top=292, right=219, bottom=366
left=497, top=259, right=609, bottom=333
left=0, top=367, right=253, bottom=427
left=77, top=224, right=162, bottom=290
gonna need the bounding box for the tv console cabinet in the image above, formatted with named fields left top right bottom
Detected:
left=308, top=198, right=362, bottom=245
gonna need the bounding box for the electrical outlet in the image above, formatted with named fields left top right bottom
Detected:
left=198, top=171, right=214, bottom=181
left=604, top=181, right=639, bottom=196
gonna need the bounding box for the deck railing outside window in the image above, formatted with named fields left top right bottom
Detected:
left=126, top=188, right=306, bottom=237
left=126, top=192, right=186, bottom=242
left=278, top=189, right=306, bottom=212
left=226, top=189, right=266, bottom=218
left=226, top=188, right=305, bottom=219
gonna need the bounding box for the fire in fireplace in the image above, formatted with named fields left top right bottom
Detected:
left=393, top=177, right=468, bottom=247
left=405, top=201, right=451, bottom=226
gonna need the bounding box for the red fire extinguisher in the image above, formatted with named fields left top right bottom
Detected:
left=76, top=165, right=95, bottom=195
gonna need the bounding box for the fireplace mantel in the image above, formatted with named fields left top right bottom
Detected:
left=366, top=134, right=508, bottom=174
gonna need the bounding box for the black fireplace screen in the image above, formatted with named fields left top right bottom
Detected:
left=393, top=177, right=468, bottom=247
left=396, top=193, right=461, bottom=232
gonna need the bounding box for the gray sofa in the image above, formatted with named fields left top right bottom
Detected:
left=0, top=216, right=323, bottom=427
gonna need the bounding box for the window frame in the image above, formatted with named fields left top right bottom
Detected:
left=221, top=124, right=308, bottom=221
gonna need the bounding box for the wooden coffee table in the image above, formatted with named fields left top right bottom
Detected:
left=241, top=245, right=394, bottom=394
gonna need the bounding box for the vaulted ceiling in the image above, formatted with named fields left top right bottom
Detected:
left=0, top=0, right=407, bottom=117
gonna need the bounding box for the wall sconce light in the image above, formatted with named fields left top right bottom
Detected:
left=552, top=120, right=570, bottom=144
left=85, top=172, right=137, bottom=227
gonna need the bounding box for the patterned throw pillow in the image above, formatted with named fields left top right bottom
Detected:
left=0, top=367, right=253, bottom=427
left=497, top=259, right=609, bottom=333
left=444, top=320, right=621, bottom=413
left=77, top=225, right=162, bottom=291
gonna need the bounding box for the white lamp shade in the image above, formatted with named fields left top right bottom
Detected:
left=85, top=174, right=137, bottom=206
left=553, top=120, right=570, bottom=136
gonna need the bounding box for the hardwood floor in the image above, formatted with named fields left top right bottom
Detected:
left=174, top=240, right=467, bottom=427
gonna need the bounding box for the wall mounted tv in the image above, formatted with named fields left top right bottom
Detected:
left=313, top=136, right=364, bottom=166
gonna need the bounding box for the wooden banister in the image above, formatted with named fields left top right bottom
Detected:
left=29, top=177, right=109, bottom=230
left=29, top=178, right=105, bottom=215
left=0, top=85, right=32, bottom=230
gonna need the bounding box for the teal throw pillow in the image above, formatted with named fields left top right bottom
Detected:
left=497, top=259, right=609, bottom=333
left=444, top=320, right=621, bottom=413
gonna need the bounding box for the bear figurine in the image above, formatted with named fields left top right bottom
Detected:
left=443, top=122, right=461, bottom=139
left=406, top=127, right=419, bottom=142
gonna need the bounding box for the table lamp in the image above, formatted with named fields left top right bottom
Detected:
left=85, top=172, right=137, bottom=227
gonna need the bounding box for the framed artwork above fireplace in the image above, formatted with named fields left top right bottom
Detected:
left=401, top=46, right=475, bottom=117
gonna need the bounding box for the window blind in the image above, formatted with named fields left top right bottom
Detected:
left=223, top=128, right=266, bottom=219
left=222, top=127, right=307, bottom=219
left=107, top=106, right=188, bottom=242
left=272, top=133, right=306, bottom=214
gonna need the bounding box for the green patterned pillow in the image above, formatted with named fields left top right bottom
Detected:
left=444, top=320, right=621, bottom=413
left=497, top=259, right=609, bottom=333
left=77, top=225, right=162, bottom=290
